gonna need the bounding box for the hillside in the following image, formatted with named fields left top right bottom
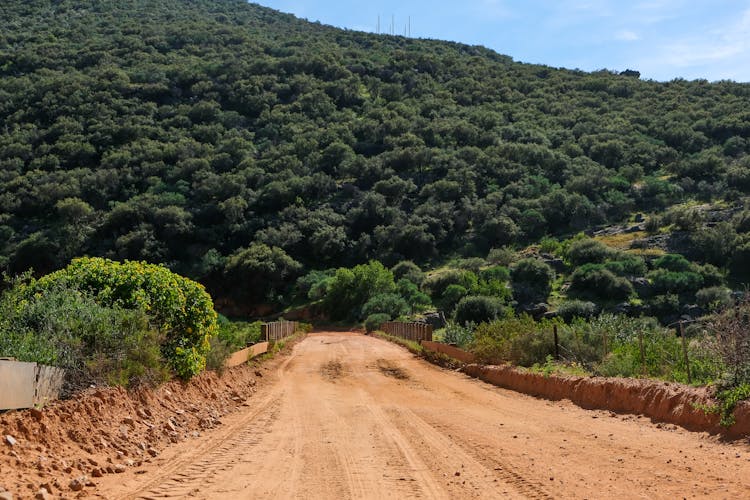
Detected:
left=2, top=0, right=750, bottom=312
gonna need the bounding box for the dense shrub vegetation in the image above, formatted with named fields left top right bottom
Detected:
left=1, top=0, right=749, bottom=316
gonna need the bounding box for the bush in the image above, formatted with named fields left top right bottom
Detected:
left=695, top=287, right=733, bottom=311
left=322, top=260, right=396, bottom=320
left=454, top=295, right=507, bottom=326
left=442, top=322, right=475, bottom=348
left=364, top=313, right=390, bottom=333
left=396, top=278, right=432, bottom=312
left=510, top=258, right=554, bottom=304
left=556, top=300, right=598, bottom=322
left=33, top=258, right=218, bottom=379
left=0, top=277, right=169, bottom=388
left=471, top=315, right=556, bottom=367
left=361, top=293, right=410, bottom=319
left=569, top=264, right=634, bottom=300
left=440, top=284, right=469, bottom=312
left=487, top=246, right=517, bottom=266
left=391, top=260, right=425, bottom=285
left=566, top=238, right=614, bottom=266
left=653, top=253, right=692, bottom=272
left=648, top=269, right=703, bottom=294
left=603, top=256, right=646, bottom=277
left=216, top=316, right=264, bottom=350
left=422, top=270, right=477, bottom=301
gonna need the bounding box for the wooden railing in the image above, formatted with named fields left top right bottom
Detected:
left=262, top=320, right=300, bottom=342
left=381, top=322, right=433, bottom=342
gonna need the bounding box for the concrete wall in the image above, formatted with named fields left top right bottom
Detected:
left=421, top=341, right=476, bottom=364
left=225, top=342, right=270, bottom=368
left=0, top=360, right=65, bottom=410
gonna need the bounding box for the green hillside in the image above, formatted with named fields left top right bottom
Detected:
left=2, top=0, right=750, bottom=313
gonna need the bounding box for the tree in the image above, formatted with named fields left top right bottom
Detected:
left=511, top=258, right=554, bottom=304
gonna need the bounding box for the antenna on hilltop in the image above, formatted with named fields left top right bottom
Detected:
left=377, top=14, right=380, bottom=34
left=391, top=14, right=394, bottom=35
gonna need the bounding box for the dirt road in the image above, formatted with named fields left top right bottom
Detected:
left=100, top=332, right=750, bottom=499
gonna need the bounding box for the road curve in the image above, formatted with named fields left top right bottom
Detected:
left=104, top=331, right=750, bottom=499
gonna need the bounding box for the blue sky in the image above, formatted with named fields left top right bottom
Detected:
left=253, top=1, right=750, bottom=82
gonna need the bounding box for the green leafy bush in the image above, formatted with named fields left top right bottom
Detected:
left=361, top=293, right=410, bottom=319
left=566, top=238, right=615, bottom=266
left=0, top=276, right=169, bottom=388
left=322, top=260, right=396, bottom=320
left=33, top=257, right=218, bottom=379
left=556, top=300, right=598, bottom=322
left=454, top=295, right=507, bottom=326
left=569, top=264, right=634, bottom=300
left=510, top=258, right=554, bottom=304
left=364, top=313, right=390, bottom=333
left=648, top=269, right=703, bottom=294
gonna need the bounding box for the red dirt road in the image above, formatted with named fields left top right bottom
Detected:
left=100, top=332, right=750, bottom=499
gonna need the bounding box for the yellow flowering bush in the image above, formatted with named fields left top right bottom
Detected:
left=34, top=257, right=217, bottom=378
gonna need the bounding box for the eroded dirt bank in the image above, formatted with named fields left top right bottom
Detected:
left=4, top=332, right=750, bottom=499
left=0, top=348, right=287, bottom=498
left=462, top=363, right=750, bottom=437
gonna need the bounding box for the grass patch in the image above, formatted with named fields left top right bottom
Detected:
left=595, top=231, right=647, bottom=249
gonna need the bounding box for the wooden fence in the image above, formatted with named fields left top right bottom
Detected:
left=225, top=342, right=270, bottom=368
left=381, top=322, right=433, bottom=342
left=262, top=320, right=300, bottom=343
left=420, top=341, right=476, bottom=364
left=0, top=360, right=65, bottom=410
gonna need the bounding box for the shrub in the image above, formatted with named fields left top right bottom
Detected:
left=569, top=264, right=634, bottom=300
left=471, top=315, right=556, bottom=367
left=216, top=316, right=264, bottom=350
left=443, top=322, right=475, bottom=348
left=695, top=287, right=733, bottom=311
left=487, top=246, right=517, bottom=266
left=0, top=278, right=169, bottom=389
left=440, top=284, right=469, bottom=312
left=364, top=313, right=390, bottom=333
left=603, top=256, right=646, bottom=277
left=391, top=260, right=425, bottom=285
left=653, top=253, right=692, bottom=272
left=33, top=257, right=218, bottom=379
left=322, top=260, right=396, bottom=320
left=396, top=278, right=432, bottom=312
left=422, top=270, right=477, bottom=301
left=556, top=300, right=598, bottom=322
left=454, top=295, right=507, bottom=326
left=566, top=238, right=614, bottom=266
left=510, top=258, right=554, bottom=304
left=648, top=269, right=703, bottom=294
left=479, top=265, right=511, bottom=282
left=707, top=298, right=750, bottom=386
left=361, top=293, right=410, bottom=319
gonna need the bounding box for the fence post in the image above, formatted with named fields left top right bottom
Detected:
left=679, top=321, right=691, bottom=385
left=553, top=324, right=559, bottom=360
left=262, top=324, right=268, bottom=343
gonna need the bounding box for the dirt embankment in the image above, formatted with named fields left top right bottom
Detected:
left=0, top=353, right=285, bottom=498
left=462, top=364, right=750, bottom=437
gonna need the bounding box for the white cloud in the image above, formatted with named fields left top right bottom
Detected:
left=616, top=30, right=640, bottom=41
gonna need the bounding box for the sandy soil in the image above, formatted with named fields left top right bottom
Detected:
left=87, top=331, right=750, bottom=500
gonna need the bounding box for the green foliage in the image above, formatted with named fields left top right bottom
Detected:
left=0, top=275, right=169, bottom=388
left=510, top=258, right=555, bottom=304
left=216, top=315, right=264, bottom=350
left=714, top=384, right=750, bottom=427
left=33, top=257, right=218, bottom=379
left=556, top=300, right=599, bottom=322
left=569, top=264, right=634, bottom=300
left=322, top=260, right=396, bottom=321
left=442, top=322, right=475, bottom=348
left=364, top=313, right=390, bottom=333
left=361, top=293, right=410, bottom=319
left=566, top=238, right=615, bottom=266
left=471, top=315, right=557, bottom=366
left=454, top=295, right=507, bottom=326
left=647, top=269, right=703, bottom=294
left=695, top=287, right=733, bottom=311
left=391, top=261, right=425, bottom=286
left=1, top=0, right=750, bottom=317
left=224, top=243, right=302, bottom=304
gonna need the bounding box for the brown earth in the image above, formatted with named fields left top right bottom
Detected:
left=3, top=331, right=750, bottom=499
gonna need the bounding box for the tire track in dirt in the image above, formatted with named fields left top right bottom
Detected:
left=124, top=354, right=299, bottom=499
